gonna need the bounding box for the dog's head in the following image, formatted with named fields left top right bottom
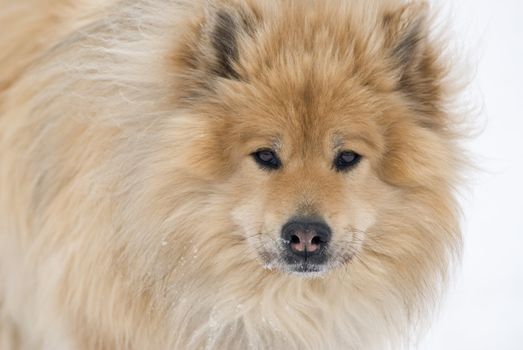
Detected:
left=169, top=0, right=462, bottom=277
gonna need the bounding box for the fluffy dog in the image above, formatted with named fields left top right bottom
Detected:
left=0, top=0, right=466, bottom=349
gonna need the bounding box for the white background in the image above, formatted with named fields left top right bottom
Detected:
left=421, top=0, right=523, bottom=349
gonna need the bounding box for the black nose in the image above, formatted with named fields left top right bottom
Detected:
left=281, top=218, right=331, bottom=257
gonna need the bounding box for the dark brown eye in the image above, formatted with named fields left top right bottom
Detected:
left=334, top=151, right=361, bottom=172
left=252, top=149, right=281, bottom=170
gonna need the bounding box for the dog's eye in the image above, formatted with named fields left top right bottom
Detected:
left=334, top=151, right=361, bottom=172
left=252, top=149, right=281, bottom=170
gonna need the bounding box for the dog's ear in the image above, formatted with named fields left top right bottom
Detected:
left=382, top=2, right=447, bottom=128
left=384, top=2, right=429, bottom=73
left=172, top=2, right=258, bottom=100
left=204, top=5, right=254, bottom=80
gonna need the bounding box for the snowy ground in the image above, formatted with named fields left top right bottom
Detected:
left=421, top=0, right=523, bottom=349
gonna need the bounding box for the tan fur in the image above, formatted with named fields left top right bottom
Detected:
left=0, top=0, right=467, bottom=349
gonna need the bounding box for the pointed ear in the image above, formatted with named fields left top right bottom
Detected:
left=382, top=2, right=448, bottom=128
left=201, top=2, right=258, bottom=81
left=206, top=8, right=242, bottom=80
left=171, top=2, right=258, bottom=100
left=383, top=2, right=429, bottom=74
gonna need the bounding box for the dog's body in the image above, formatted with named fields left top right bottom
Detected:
left=0, top=0, right=466, bottom=349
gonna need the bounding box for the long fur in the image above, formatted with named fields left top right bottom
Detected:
left=0, top=0, right=467, bottom=349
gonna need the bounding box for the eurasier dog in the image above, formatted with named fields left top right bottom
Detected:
left=0, top=0, right=467, bottom=349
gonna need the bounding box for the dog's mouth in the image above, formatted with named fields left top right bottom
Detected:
left=263, top=259, right=329, bottom=278
left=283, top=261, right=330, bottom=278
left=260, top=247, right=347, bottom=278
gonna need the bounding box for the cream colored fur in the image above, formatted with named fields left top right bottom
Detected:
left=0, top=0, right=466, bottom=349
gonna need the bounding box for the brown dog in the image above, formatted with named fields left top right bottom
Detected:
left=0, top=0, right=467, bottom=348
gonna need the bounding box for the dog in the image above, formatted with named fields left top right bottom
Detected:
left=0, top=0, right=467, bottom=348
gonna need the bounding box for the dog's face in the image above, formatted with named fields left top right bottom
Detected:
left=171, top=1, right=458, bottom=277
left=225, top=86, right=388, bottom=275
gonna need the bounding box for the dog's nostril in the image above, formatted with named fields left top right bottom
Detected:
left=290, top=235, right=300, bottom=244
left=311, top=236, right=321, bottom=245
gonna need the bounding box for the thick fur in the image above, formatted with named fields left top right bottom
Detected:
left=0, top=0, right=466, bottom=349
